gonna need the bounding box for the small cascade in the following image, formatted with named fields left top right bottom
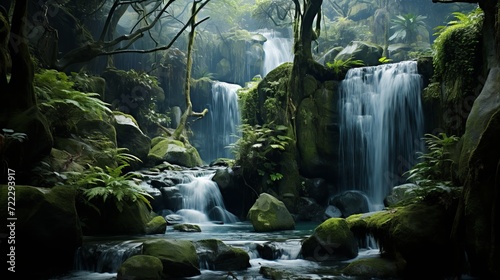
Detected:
left=176, top=173, right=239, bottom=224
left=73, top=241, right=141, bottom=273
left=142, top=168, right=240, bottom=224
left=260, top=29, right=294, bottom=77
left=338, top=61, right=424, bottom=208
left=195, top=81, right=241, bottom=163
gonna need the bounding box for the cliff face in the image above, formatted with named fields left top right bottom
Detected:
left=457, top=0, right=500, bottom=278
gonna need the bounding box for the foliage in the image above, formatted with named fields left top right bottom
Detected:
left=35, top=69, right=111, bottom=135
left=230, top=123, right=293, bottom=186
left=404, top=133, right=459, bottom=188
left=378, top=56, right=392, bottom=64
left=64, top=148, right=152, bottom=213
left=252, top=0, right=294, bottom=28
left=389, top=13, right=427, bottom=44
left=326, top=57, right=364, bottom=75
left=431, top=8, right=483, bottom=134
left=0, top=129, right=28, bottom=170
left=238, top=77, right=261, bottom=126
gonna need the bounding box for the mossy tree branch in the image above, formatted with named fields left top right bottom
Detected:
left=172, top=0, right=211, bottom=141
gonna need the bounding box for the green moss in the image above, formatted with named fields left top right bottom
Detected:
left=142, top=239, right=200, bottom=278
left=314, top=218, right=353, bottom=242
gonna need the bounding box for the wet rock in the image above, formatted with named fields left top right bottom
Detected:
left=117, top=255, right=163, bottom=280
left=384, top=183, right=419, bottom=207
left=145, top=216, right=167, bottom=234
left=329, top=190, right=370, bottom=217
left=173, top=223, right=201, bottom=232
left=342, top=256, right=404, bottom=279
left=164, top=214, right=184, bottom=225
left=142, top=239, right=200, bottom=278
left=194, top=239, right=250, bottom=271
left=256, top=242, right=283, bottom=260
left=247, top=193, right=295, bottom=232
left=301, top=218, right=358, bottom=261
left=324, top=205, right=342, bottom=219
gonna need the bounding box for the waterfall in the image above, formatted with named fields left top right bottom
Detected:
left=195, top=81, right=241, bottom=163
left=260, top=29, right=294, bottom=77
left=176, top=173, right=239, bottom=224
left=338, top=61, right=424, bottom=208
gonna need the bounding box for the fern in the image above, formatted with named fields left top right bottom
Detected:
left=326, top=58, right=364, bottom=75
left=404, top=133, right=459, bottom=187
left=64, top=149, right=151, bottom=213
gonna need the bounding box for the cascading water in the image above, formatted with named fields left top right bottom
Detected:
left=194, top=81, right=242, bottom=163
left=260, top=29, right=294, bottom=77
left=338, top=61, right=424, bottom=208
left=175, top=172, right=240, bottom=224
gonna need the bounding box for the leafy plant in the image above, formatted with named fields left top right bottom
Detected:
left=433, top=8, right=483, bottom=36
left=404, top=133, right=459, bottom=187
left=389, top=13, right=427, bottom=44
left=64, top=149, right=151, bottom=213
left=0, top=128, right=28, bottom=171
left=35, top=69, right=111, bottom=135
left=378, top=56, right=392, bottom=64
left=326, top=57, right=364, bottom=75
left=230, top=122, right=292, bottom=185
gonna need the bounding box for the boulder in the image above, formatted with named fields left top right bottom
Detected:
left=142, top=239, right=200, bottom=278
left=148, top=137, right=203, bottom=168
left=247, top=193, right=295, bottom=232
left=117, top=255, right=164, bottom=280
left=113, top=112, right=151, bottom=165
left=301, top=218, right=358, bottom=261
left=334, top=41, right=383, bottom=66
left=145, top=215, right=167, bottom=234
left=342, top=256, right=404, bottom=279
left=329, top=190, right=370, bottom=218
left=173, top=223, right=201, bottom=232
left=194, top=239, right=250, bottom=271
left=0, top=185, right=82, bottom=278
left=383, top=183, right=419, bottom=207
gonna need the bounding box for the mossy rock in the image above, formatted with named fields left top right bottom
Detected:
left=113, top=112, right=151, bottom=165
left=117, top=255, right=163, bottom=280
left=0, top=185, right=82, bottom=278
left=353, top=201, right=459, bottom=277
left=148, top=138, right=202, bottom=167
left=247, top=193, right=295, bottom=232
left=145, top=215, right=167, bottom=234
left=342, top=256, right=404, bottom=279
left=194, top=239, right=250, bottom=271
left=173, top=223, right=201, bottom=232
left=142, top=239, right=200, bottom=278
left=301, top=218, right=358, bottom=261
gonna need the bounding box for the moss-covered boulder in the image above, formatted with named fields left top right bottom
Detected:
left=0, top=185, right=82, bottom=278
left=301, top=218, right=358, bottom=261
left=247, top=193, right=295, bottom=232
left=347, top=200, right=460, bottom=278
left=342, top=256, right=404, bottom=279
left=77, top=198, right=153, bottom=235
left=113, top=112, right=151, bottom=165
left=334, top=41, right=383, bottom=66
left=117, top=255, right=164, bottom=280
left=145, top=215, right=167, bottom=234
left=194, top=239, right=251, bottom=271
left=148, top=137, right=202, bottom=167
left=142, top=239, right=200, bottom=278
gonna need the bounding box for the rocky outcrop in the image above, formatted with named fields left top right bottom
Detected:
left=334, top=41, right=383, bottom=66
left=247, top=193, right=295, bottom=232
left=301, top=218, right=358, bottom=261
